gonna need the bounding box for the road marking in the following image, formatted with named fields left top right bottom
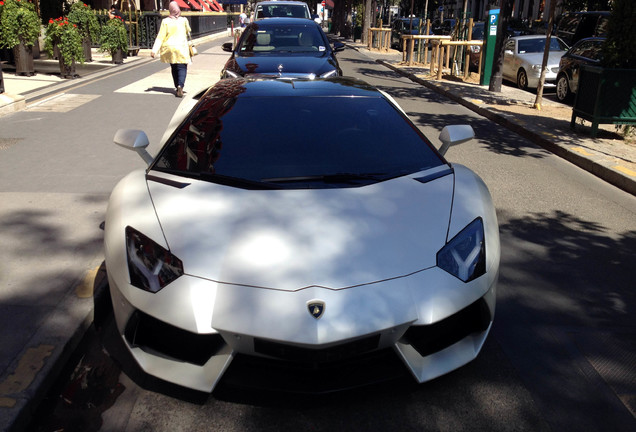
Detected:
left=27, top=94, right=101, bottom=112
left=0, top=345, right=54, bottom=407
left=114, top=66, right=219, bottom=95
left=76, top=265, right=101, bottom=298
left=571, top=146, right=594, bottom=156
left=614, top=165, right=636, bottom=177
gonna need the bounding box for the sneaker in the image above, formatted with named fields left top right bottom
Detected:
left=176, top=86, right=183, bottom=98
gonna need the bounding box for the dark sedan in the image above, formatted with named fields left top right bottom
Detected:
left=556, top=37, right=604, bottom=103
left=221, top=18, right=344, bottom=79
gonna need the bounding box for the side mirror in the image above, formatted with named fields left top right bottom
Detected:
left=114, top=129, right=154, bottom=166
left=438, top=125, right=474, bottom=156
left=333, top=42, right=345, bottom=52
left=222, top=42, right=233, bottom=52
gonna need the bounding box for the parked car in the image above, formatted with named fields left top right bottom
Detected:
left=253, top=0, right=311, bottom=20
left=502, top=35, right=569, bottom=90
left=555, top=11, right=609, bottom=46
left=556, top=37, right=605, bottom=102
left=105, top=77, right=500, bottom=393
left=468, top=22, right=485, bottom=71
left=432, top=18, right=457, bottom=35
left=391, top=17, right=431, bottom=50
left=221, top=18, right=344, bottom=79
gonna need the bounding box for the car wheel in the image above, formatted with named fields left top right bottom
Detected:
left=555, top=74, right=572, bottom=103
left=517, top=69, right=528, bottom=90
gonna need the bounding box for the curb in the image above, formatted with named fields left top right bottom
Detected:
left=377, top=60, right=636, bottom=197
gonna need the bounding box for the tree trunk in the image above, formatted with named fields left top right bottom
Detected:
left=488, top=0, right=515, bottom=92
left=362, top=0, right=372, bottom=44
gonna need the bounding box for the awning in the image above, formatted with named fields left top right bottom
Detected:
left=208, top=0, right=223, bottom=11
left=198, top=0, right=213, bottom=12
left=201, top=0, right=221, bottom=12
left=174, top=0, right=190, bottom=9
left=187, top=0, right=202, bottom=11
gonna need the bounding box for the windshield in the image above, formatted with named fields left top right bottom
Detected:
left=152, top=92, right=444, bottom=189
left=239, top=24, right=326, bottom=53
left=256, top=4, right=310, bottom=19
left=517, top=37, right=568, bottom=54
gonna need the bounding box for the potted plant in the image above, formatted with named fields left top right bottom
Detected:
left=67, top=2, right=100, bottom=62
left=99, top=16, right=127, bottom=64
left=0, top=0, right=41, bottom=76
left=44, top=17, right=84, bottom=79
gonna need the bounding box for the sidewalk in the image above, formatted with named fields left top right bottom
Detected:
left=0, top=33, right=634, bottom=432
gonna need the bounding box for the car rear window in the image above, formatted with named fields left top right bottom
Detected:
left=256, top=4, right=310, bottom=19
left=240, top=24, right=325, bottom=53
left=153, top=93, right=444, bottom=189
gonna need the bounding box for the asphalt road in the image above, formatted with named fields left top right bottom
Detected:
left=14, top=39, right=636, bottom=432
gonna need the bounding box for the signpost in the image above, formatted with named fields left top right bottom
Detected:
left=480, top=8, right=499, bottom=85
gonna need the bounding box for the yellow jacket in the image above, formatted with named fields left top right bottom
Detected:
left=152, top=16, right=192, bottom=64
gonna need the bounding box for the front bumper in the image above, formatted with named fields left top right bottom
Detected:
left=108, top=266, right=497, bottom=393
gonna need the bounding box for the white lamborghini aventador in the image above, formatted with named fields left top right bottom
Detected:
left=104, top=77, right=500, bottom=393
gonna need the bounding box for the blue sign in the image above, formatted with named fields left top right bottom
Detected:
left=489, top=9, right=500, bottom=25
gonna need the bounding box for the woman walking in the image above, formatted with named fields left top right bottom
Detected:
left=151, top=1, right=192, bottom=97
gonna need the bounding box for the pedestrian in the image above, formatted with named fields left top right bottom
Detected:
left=108, top=3, right=123, bottom=20
left=151, top=1, right=192, bottom=98
left=239, top=10, right=247, bottom=27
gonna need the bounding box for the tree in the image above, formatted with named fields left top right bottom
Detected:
left=601, top=0, right=636, bottom=69
left=533, top=0, right=557, bottom=110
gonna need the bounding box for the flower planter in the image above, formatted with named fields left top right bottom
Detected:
left=58, top=55, right=78, bottom=79
left=112, top=48, right=124, bottom=64
left=83, top=37, right=93, bottom=62
left=571, top=65, right=636, bottom=137
left=13, top=41, right=35, bottom=76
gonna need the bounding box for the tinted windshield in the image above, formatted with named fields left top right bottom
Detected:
left=240, top=24, right=326, bottom=53
left=152, top=92, right=443, bottom=189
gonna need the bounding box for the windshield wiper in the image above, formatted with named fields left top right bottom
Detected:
left=262, top=173, right=393, bottom=184
left=158, top=170, right=281, bottom=190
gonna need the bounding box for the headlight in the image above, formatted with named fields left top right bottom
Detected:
left=531, top=64, right=542, bottom=71
left=126, top=226, right=184, bottom=293
left=320, top=69, right=338, bottom=78
left=437, top=218, right=486, bottom=282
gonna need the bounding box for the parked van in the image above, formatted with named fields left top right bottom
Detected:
left=555, top=11, right=609, bottom=46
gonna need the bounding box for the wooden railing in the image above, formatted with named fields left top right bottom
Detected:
left=429, top=39, right=483, bottom=80
left=400, top=35, right=451, bottom=66
left=367, top=27, right=392, bottom=52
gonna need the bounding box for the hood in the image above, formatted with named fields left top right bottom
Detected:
left=147, top=170, right=454, bottom=291
left=233, top=52, right=337, bottom=77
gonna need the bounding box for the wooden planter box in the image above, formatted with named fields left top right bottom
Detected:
left=571, top=65, right=636, bottom=137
